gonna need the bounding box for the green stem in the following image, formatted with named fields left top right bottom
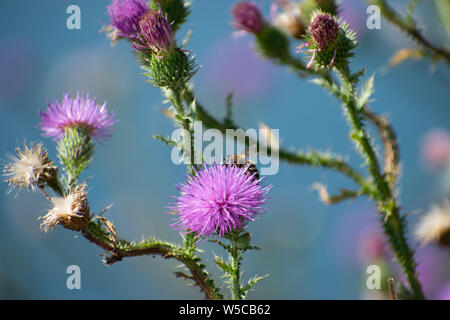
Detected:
left=337, top=67, right=424, bottom=299
left=230, top=237, right=242, bottom=300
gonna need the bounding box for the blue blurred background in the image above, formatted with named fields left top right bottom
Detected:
left=0, top=0, right=449, bottom=299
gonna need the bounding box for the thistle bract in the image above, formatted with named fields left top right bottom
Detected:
left=39, top=92, right=116, bottom=141
left=107, top=0, right=149, bottom=38
left=149, top=0, right=190, bottom=33
left=170, top=164, right=271, bottom=239
left=232, top=2, right=264, bottom=33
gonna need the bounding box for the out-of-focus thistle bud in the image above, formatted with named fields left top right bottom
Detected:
left=40, top=184, right=90, bottom=232
left=104, top=0, right=150, bottom=44
left=415, top=200, right=450, bottom=248
left=3, top=142, right=58, bottom=192
left=272, top=1, right=306, bottom=39
left=149, top=0, right=190, bottom=33
left=300, top=0, right=338, bottom=25
left=297, top=12, right=357, bottom=70
left=231, top=2, right=291, bottom=63
left=232, top=2, right=264, bottom=34
left=135, top=10, right=198, bottom=88
left=225, top=154, right=260, bottom=181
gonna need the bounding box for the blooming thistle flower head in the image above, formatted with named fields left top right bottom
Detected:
left=134, top=9, right=175, bottom=55
left=40, top=184, right=90, bottom=232
left=308, top=13, right=339, bottom=49
left=232, top=2, right=264, bottom=34
left=107, top=0, right=149, bottom=39
left=39, top=92, right=116, bottom=141
left=170, top=163, right=271, bottom=240
left=3, top=142, right=57, bottom=192
left=297, top=11, right=357, bottom=69
left=415, top=200, right=450, bottom=248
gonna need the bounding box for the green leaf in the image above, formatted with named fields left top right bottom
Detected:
left=214, top=255, right=233, bottom=274
left=240, top=275, right=268, bottom=298
left=357, top=74, right=375, bottom=109
left=152, top=135, right=178, bottom=146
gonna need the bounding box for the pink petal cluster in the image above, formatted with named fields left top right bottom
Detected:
left=39, top=92, right=117, bottom=140
left=170, top=163, right=271, bottom=239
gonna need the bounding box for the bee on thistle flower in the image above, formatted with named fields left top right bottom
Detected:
left=225, top=154, right=260, bottom=181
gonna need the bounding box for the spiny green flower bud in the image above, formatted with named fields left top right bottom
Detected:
left=149, top=0, right=190, bottom=33
left=57, top=126, right=94, bottom=183
left=142, top=48, right=197, bottom=88
left=297, top=12, right=357, bottom=70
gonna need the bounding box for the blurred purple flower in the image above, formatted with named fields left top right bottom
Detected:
left=357, top=228, right=388, bottom=262
left=107, top=0, right=149, bottom=38
left=338, top=0, right=366, bottom=37
left=170, top=164, right=271, bottom=239
left=0, top=39, right=34, bottom=102
left=421, top=128, right=450, bottom=170
left=415, top=246, right=446, bottom=296
left=437, top=282, right=450, bottom=300
left=203, top=37, right=277, bottom=100
left=232, top=2, right=264, bottom=33
left=39, top=92, right=117, bottom=140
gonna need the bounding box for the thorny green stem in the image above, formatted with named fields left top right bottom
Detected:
left=337, top=66, right=424, bottom=299
left=368, top=0, right=450, bottom=64
left=230, top=237, right=242, bottom=300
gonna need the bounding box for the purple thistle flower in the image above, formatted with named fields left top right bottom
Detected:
left=170, top=163, right=271, bottom=239
left=309, top=13, right=339, bottom=49
left=296, top=13, right=340, bottom=69
left=39, top=92, right=117, bottom=141
left=107, top=0, right=149, bottom=38
left=134, top=10, right=175, bottom=54
left=232, top=2, right=264, bottom=33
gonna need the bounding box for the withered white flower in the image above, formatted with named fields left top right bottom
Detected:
left=40, top=184, right=90, bottom=232
left=415, top=200, right=450, bottom=248
left=3, top=142, right=57, bottom=192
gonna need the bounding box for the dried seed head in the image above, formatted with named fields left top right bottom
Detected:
left=225, top=154, right=259, bottom=181
left=415, top=200, right=450, bottom=248
left=232, top=2, right=264, bottom=33
left=3, top=142, right=57, bottom=192
left=309, top=13, right=339, bottom=49
left=40, top=184, right=90, bottom=232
